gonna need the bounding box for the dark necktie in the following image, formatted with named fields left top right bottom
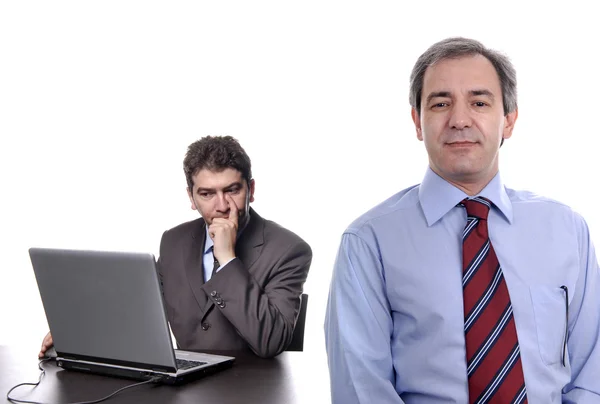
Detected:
left=211, top=248, right=220, bottom=278
left=461, top=197, right=527, bottom=404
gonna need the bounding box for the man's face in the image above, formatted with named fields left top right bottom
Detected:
left=412, top=54, right=517, bottom=188
left=187, top=168, right=255, bottom=225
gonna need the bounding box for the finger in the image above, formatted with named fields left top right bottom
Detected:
left=40, top=333, right=50, bottom=349
left=39, top=334, right=51, bottom=358
left=211, top=218, right=236, bottom=227
left=225, top=194, right=239, bottom=225
left=43, top=332, right=53, bottom=347
left=208, top=223, right=229, bottom=240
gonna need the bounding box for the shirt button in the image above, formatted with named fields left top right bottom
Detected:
left=219, top=302, right=226, bottom=309
left=201, top=322, right=210, bottom=331
left=210, top=291, right=217, bottom=297
left=215, top=297, right=223, bottom=304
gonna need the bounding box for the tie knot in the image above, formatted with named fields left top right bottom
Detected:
left=461, top=197, right=491, bottom=220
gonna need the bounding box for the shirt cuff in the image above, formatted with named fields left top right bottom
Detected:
left=216, top=257, right=235, bottom=272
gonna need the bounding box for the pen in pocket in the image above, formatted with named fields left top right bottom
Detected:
left=560, top=285, right=569, bottom=367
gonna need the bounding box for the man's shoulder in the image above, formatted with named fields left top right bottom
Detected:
left=506, top=187, right=591, bottom=230
left=261, top=216, right=311, bottom=253
left=245, top=210, right=311, bottom=256
left=346, top=184, right=421, bottom=234
left=506, top=187, right=577, bottom=215
left=162, top=217, right=204, bottom=240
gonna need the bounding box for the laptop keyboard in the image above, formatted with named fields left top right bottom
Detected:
left=176, top=358, right=207, bottom=370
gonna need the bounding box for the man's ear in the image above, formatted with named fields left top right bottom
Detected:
left=502, top=108, right=518, bottom=141
left=248, top=179, right=255, bottom=203
left=412, top=108, right=423, bottom=141
left=187, top=187, right=197, bottom=211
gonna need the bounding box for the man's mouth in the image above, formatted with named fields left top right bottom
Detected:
left=446, top=141, right=477, bottom=146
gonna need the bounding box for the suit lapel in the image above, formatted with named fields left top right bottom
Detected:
left=236, top=207, right=265, bottom=269
left=185, top=219, right=210, bottom=310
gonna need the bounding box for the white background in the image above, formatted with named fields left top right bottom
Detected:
left=1, top=1, right=599, bottom=400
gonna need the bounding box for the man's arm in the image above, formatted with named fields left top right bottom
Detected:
left=203, top=238, right=311, bottom=358
left=202, top=196, right=311, bottom=357
left=562, top=215, right=600, bottom=403
left=325, top=232, right=404, bottom=404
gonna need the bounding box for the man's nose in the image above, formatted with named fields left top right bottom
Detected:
left=449, top=103, right=473, bottom=130
left=215, top=193, right=229, bottom=212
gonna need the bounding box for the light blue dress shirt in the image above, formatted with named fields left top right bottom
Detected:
left=325, top=168, right=600, bottom=403
left=202, top=228, right=218, bottom=283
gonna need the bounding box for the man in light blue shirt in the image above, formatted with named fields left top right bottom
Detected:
left=325, top=37, right=600, bottom=403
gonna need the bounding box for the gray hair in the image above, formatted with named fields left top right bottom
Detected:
left=409, top=37, right=517, bottom=116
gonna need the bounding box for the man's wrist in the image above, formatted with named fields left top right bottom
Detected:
left=215, top=257, right=236, bottom=272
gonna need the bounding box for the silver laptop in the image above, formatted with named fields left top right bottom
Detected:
left=29, top=247, right=235, bottom=385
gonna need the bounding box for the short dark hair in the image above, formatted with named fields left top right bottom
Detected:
left=409, top=37, right=517, bottom=116
left=183, top=136, right=252, bottom=190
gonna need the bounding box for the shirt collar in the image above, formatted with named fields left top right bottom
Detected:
left=418, top=167, right=513, bottom=227
left=204, top=225, right=214, bottom=253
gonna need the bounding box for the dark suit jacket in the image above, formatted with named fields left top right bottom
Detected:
left=157, top=208, right=312, bottom=358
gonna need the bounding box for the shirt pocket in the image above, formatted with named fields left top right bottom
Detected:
left=529, top=286, right=567, bottom=366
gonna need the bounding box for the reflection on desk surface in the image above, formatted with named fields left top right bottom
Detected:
left=1, top=346, right=331, bottom=404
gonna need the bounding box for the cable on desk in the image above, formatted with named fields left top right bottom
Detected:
left=6, top=359, right=160, bottom=404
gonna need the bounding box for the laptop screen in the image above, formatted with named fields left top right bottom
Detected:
left=30, top=248, right=178, bottom=372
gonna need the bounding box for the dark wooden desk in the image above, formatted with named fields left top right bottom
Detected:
left=1, top=346, right=330, bottom=404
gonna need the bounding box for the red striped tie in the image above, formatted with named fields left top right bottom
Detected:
left=461, top=197, right=527, bottom=404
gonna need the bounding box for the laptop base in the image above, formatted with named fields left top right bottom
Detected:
left=57, top=357, right=234, bottom=385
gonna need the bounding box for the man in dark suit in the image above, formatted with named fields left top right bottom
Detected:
left=159, top=135, right=312, bottom=357
left=39, top=136, right=311, bottom=359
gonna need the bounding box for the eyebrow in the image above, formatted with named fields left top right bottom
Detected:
left=425, top=91, right=452, bottom=105
left=196, top=181, right=243, bottom=193
left=470, top=89, right=495, bottom=100
left=425, top=89, right=496, bottom=104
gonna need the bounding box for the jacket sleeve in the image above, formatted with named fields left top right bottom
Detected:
left=202, top=238, right=312, bottom=358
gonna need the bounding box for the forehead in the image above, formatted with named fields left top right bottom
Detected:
left=191, top=167, right=243, bottom=189
left=422, top=54, right=502, bottom=96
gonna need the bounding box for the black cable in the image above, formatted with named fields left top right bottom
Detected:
left=6, top=358, right=51, bottom=403
left=6, top=359, right=160, bottom=404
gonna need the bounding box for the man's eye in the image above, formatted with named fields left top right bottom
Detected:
left=227, top=188, right=241, bottom=194
left=432, top=102, right=448, bottom=108
left=199, top=192, right=212, bottom=199
left=474, top=101, right=487, bottom=107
